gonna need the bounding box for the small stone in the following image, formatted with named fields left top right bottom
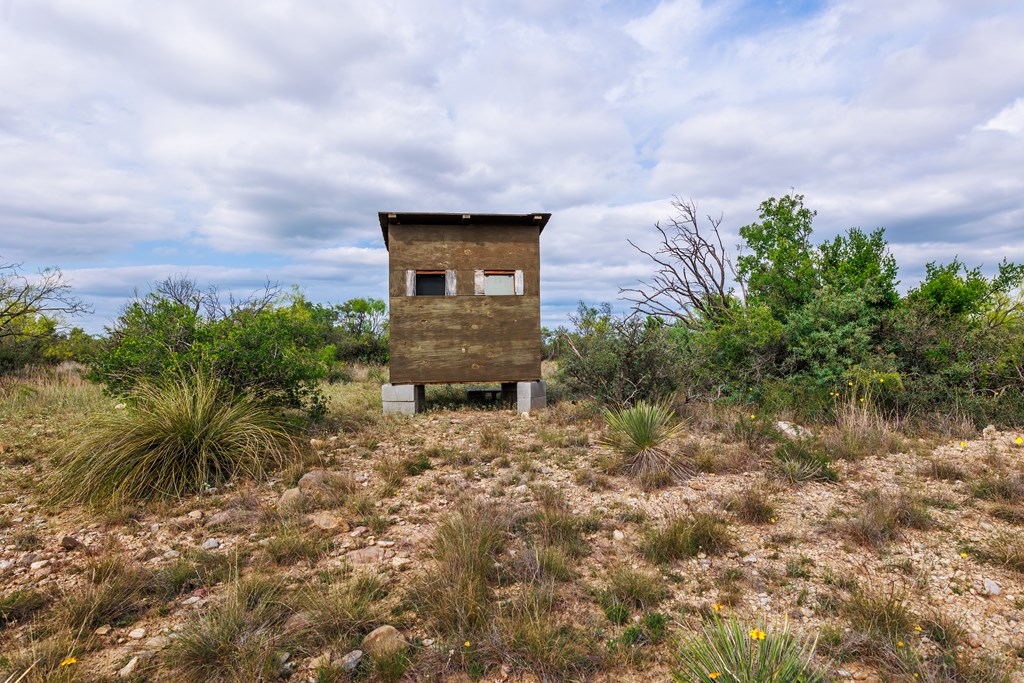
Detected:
left=30, top=559, right=50, bottom=571
left=422, top=638, right=435, bottom=647
left=163, top=549, right=180, bottom=559
left=335, top=650, right=363, bottom=671
left=0, top=560, right=12, bottom=571
left=145, top=635, right=170, bottom=649
left=612, top=530, right=625, bottom=541
left=205, top=509, right=246, bottom=527
left=984, top=578, right=1002, bottom=596
left=350, top=526, right=369, bottom=537
left=119, top=656, right=139, bottom=678
left=181, top=596, right=202, bottom=606
left=201, top=538, right=220, bottom=550
left=60, top=535, right=83, bottom=550
left=308, top=651, right=332, bottom=669
left=186, top=510, right=203, bottom=520
left=741, top=555, right=758, bottom=564
left=377, top=540, right=395, bottom=547
left=361, top=625, right=408, bottom=657
left=128, top=627, right=146, bottom=639
left=391, top=556, right=413, bottom=571
left=95, top=624, right=113, bottom=636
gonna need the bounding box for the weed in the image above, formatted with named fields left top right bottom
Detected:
left=413, top=502, right=509, bottom=637
left=480, top=425, right=511, bottom=454
left=58, top=557, right=154, bottom=630
left=573, top=468, right=612, bottom=491
left=167, top=574, right=293, bottom=682
left=264, top=523, right=331, bottom=565
left=970, top=472, right=1024, bottom=503
left=642, top=512, right=734, bottom=564
left=673, top=617, right=829, bottom=683
left=369, top=648, right=411, bottom=682
left=977, top=533, right=1024, bottom=572
left=509, top=544, right=574, bottom=583
left=51, top=373, right=296, bottom=505
left=156, top=549, right=234, bottom=598
left=0, top=589, right=50, bottom=629
left=785, top=556, right=815, bottom=580
left=725, top=484, right=777, bottom=524
left=604, top=566, right=670, bottom=612
left=842, top=490, right=932, bottom=547
left=530, top=484, right=592, bottom=558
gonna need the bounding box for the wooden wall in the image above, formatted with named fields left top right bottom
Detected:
left=388, top=222, right=542, bottom=384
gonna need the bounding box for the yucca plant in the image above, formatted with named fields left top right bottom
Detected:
left=673, top=617, right=829, bottom=683
left=601, top=400, right=691, bottom=484
left=51, top=372, right=297, bottom=506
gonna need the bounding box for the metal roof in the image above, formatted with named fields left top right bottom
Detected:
left=378, top=211, right=550, bottom=249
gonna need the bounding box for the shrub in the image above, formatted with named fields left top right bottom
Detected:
left=555, top=302, right=680, bottom=405
left=88, top=277, right=334, bottom=417
left=602, top=400, right=690, bottom=486
left=51, top=373, right=296, bottom=506
left=642, top=512, right=734, bottom=564
left=673, top=617, right=829, bottom=683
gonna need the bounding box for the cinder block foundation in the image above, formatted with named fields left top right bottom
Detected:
left=517, top=381, right=546, bottom=413
left=382, top=383, right=425, bottom=414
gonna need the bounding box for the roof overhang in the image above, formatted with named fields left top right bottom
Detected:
left=378, top=211, right=550, bottom=249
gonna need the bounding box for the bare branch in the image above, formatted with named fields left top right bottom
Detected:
left=620, top=197, right=742, bottom=327
left=0, top=260, right=90, bottom=340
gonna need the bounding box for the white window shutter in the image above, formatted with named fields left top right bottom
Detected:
left=405, top=270, right=415, bottom=296
left=445, top=270, right=457, bottom=296
left=514, top=270, right=524, bottom=295
left=474, top=270, right=485, bottom=295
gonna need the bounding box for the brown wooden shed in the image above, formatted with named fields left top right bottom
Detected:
left=379, top=211, right=551, bottom=414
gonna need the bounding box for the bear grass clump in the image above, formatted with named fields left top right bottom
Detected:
left=51, top=372, right=296, bottom=506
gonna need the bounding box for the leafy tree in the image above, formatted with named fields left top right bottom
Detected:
left=332, top=297, right=388, bottom=364
left=817, top=227, right=899, bottom=308
left=737, top=194, right=818, bottom=321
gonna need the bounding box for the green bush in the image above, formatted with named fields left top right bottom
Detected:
left=555, top=302, right=680, bottom=406
left=51, top=373, right=296, bottom=506
left=673, top=617, right=829, bottom=683
left=88, top=277, right=334, bottom=417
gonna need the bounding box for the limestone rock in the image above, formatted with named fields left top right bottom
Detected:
left=311, top=511, right=349, bottom=532
left=361, top=625, right=408, bottom=657
left=334, top=650, right=363, bottom=671
left=128, top=627, right=146, bottom=639
left=345, top=546, right=387, bottom=567
left=119, top=656, right=139, bottom=678
left=279, top=487, right=306, bottom=510
left=985, top=578, right=1002, bottom=596
left=201, top=538, right=220, bottom=550
left=775, top=421, right=812, bottom=439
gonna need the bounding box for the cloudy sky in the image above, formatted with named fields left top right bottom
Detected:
left=2, top=0, right=1023, bottom=333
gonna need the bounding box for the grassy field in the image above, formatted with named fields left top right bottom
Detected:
left=1, top=367, right=1023, bottom=682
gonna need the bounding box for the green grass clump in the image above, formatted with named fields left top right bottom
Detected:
left=604, top=566, right=670, bottom=612
left=725, top=484, right=777, bottom=524
left=51, top=373, right=296, bottom=506
left=58, top=558, right=155, bottom=630
left=842, top=490, right=932, bottom=548
left=0, top=589, right=50, bottom=629
left=602, top=401, right=691, bottom=486
left=166, top=574, right=292, bottom=682
left=970, top=472, right=1024, bottom=503
left=413, top=502, right=509, bottom=637
left=673, top=617, right=829, bottom=683
left=642, top=512, right=734, bottom=564
left=298, top=572, right=387, bottom=648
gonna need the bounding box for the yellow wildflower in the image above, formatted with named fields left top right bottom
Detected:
left=848, top=381, right=854, bottom=386
left=1016, top=437, right=1023, bottom=446
left=897, top=641, right=904, bottom=647
left=750, top=414, right=756, bottom=419
left=749, top=628, right=766, bottom=641
left=709, top=673, right=721, bottom=680
left=915, top=625, right=922, bottom=631
left=879, top=378, right=884, bottom=383
left=712, top=604, right=724, bottom=611
left=464, top=641, right=471, bottom=647
left=59, top=657, right=77, bottom=667
left=960, top=441, right=966, bottom=447
left=960, top=552, right=968, bottom=558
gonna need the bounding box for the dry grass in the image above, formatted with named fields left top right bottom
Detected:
left=841, top=490, right=932, bottom=547
left=641, top=512, right=734, bottom=564
left=724, top=483, right=778, bottom=524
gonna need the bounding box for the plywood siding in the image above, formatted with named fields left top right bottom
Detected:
left=387, top=223, right=542, bottom=384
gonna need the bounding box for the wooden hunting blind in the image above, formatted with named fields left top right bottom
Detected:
left=379, top=211, right=550, bottom=414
